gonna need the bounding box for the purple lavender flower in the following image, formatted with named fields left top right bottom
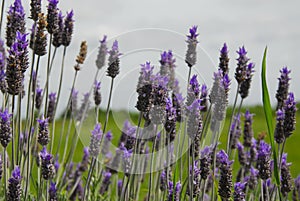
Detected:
left=237, top=142, right=247, bottom=166
left=93, top=81, right=101, bottom=106
left=46, top=0, right=59, bottom=34
left=243, top=110, right=254, bottom=147
left=283, top=92, right=297, bottom=138
left=217, top=150, right=233, bottom=200
left=200, top=84, right=208, bottom=112
left=40, top=147, right=55, bottom=180
left=7, top=166, right=22, bottom=201
left=185, top=26, right=198, bottom=67
left=6, top=42, right=23, bottom=95
left=89, top=123, right=103, bottom=158
left=187, top=161, right=201, bottom=197
left=117, top=180, right=123, bottom=197
left=101, top=131, right=113, bottom=155
left=276, top=67, right=291, bottom=110
left=6, top=0, right=26, bottom=47
left=62, top=10, right=74, bottom=47
left=96, top=35, right=107, bottom=69
left=172, top=93, right=185, bottom=122
left=229, top=114, right=241, bottom=149
left=164, top=98, right=177, bottom=145
left=0, top=70, right=7, bottom=93
left=99, top=171, right=112, bottom=195
left=136, top=62, right=154, bottom=93
left=219, top=43, right=230, bottom=75
left=257, top=140, right=271, bottom=180
left=107, top=40, right=121, bottom=78
left=200, top=146, right=212, bottom=180
left=249, top=138, right=258, bottom=163
left=160, top=170, right=167, bottom=191
left=233, top=182, right=246, bottom=201
left=159, top=50, right=176, bottom=90
left=35, top=87, right=43, bottom=110
left=174, top=181, right=181, bottom=201
left=37, top=117, right=49, bottom=146
left=167, top=181, right=174, bottom=201
left=239, top=62, right=255, bottom=99
left=48, top=181, right=57, bottom=201
left=52, top=11, right=64, bottom=47
left=148, top=74, right=168, bottom=125
left=235, top=46, right=249, bottom=84
left=281, top=153, right=293, bottom=196
left=186, top=74, right=200, bottom=106
left=78, top=147, right=89, bottom=172
left=30, top=0, right=42, bottom=21
left=247, top=166, right=259, bottom=190
left=186, top=99, right=203, bottom=158
left=34, top=13, right=48, bottom=56
left=0, top=109, right=12, bottom=147
left=47, top=92, right=56, bottom=122
left=274, top=109, right=285, bottom=144
left=14, top=31, right=29, bottom=73
left=76, top=92, right=90, bottom=121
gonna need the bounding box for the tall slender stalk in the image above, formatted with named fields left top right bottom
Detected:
left=16, top=94, right=22, bottom=165
left=226, top=84, right=240, bottom=154
left=3, top=148, right=7, bottom=201
left=50, top=46, right=66, bottom=153
left=44, top=34, right=53, bottom=116
left=24, top=55, right=41, bottom=200
left=147, top=125, right=158, bottom=201
left=0, top=0, right=4, bottom=37
left=83, top=157, right=96, bottom=200
left=103, top=78, right=114, bottom=133
left=11, top=95, right=15, bottom=169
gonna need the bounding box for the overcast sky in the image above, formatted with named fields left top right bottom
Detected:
left=3, top=0, right=300, bottom=113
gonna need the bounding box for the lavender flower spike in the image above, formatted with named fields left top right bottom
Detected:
left=217, top=150, right=233, bottom=200
left=96, top=35, right=108, bottom=69
left=239, top=62, right=255, bottom=99
left=30, top=0, right=42, bottom=21
left=46, top=0, right=59, bottom=34
left=48, top=182, right=58, bottom=201
left=107, top=40, right=121, bottom=78
left=235, top=46, right=249, bottom=84
left=7, top=166, right=22, bottom=201
left=276, top=67, right=291, bottom=110
left=52, top=11, right=64, bottom=47
left=89, top=123, right=103, bottom=158
left=186, top=74, right=200, bottom=106
left=243, top=110, right=254, bottom=147
left=37, top=116, right=50, bottom=146
left=233, top=182, right=246, bottom=201
left=6, top=0, right=26, bottom=47
left=257, top=140, right=271, bottom=180
left=62, top=10, right=74, bottom=47
left=40, top=147, right=55, bottom=180
left=283, top=92, right=297, bottom=138
left=34, top=13, right=48, bottom=56
left=274, top=109, right=285, bottom=144
left=185, top=26, right=199, bottom=67
left=174, top=181, right=181, bottom=201
left=200, top=84, right=208, bottom=112
left=47, top=92, right=57, bottom=123
left=219, top=43, right=230, bottom=75
left=93, top=81, right=101, bottom=106
left=99, top=171, right=112, bottom=195
left=281, top=153, right=293, bottom=196
left=0, top=109, right=12, bottom=147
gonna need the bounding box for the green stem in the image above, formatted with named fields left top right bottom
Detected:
left=4, top=148, right=7, bottom=201
left=44, top=34, right=53, bottom=116
left=103, top=78, right=114, bottom=133
left=226, top=84, right=240, bottom=154
left=0, top=0, right=5, bottom=37
left=11, top=95, right=15, bottom=169
left=24, top=55, right=41, bottom=200
left=147, top=126, right=158, bottom=201
left=16, top=94, right=22, bottom=165
left=83, top=158, right=96, bottom=201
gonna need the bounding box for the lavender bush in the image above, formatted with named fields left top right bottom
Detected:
left=0, top=1, right=299, bottom=201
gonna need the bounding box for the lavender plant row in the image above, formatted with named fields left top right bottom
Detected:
left=0, top=0, right=299, bottom=201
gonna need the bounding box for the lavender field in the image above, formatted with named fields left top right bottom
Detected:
left=0, top=0, right=300, bottom=201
